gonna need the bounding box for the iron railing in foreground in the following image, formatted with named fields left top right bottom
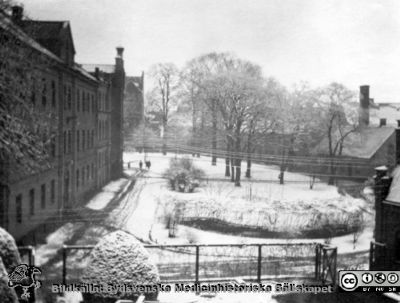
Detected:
left=59, top=242, right=332, bottom=285
left=17, top=242, right=337, bottom=286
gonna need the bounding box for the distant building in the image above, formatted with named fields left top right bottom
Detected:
left=124, top=73, right=144, bottom=138
left=0, top=6, right=125, bottom=242
left=311, top=85, right=400, bottom=180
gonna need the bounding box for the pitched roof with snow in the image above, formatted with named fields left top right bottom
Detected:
left=313, top=126, right=395, bottom=159
left=0, top=12, right=62, bottom=62
left=81, top=64, right=116, bottom=74
left=19, top=20, right=75, bottom=57
left=0, top=12, right=98, bottom=83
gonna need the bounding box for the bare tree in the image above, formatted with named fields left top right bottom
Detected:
left=205, top=59, right=265, bottom=186
left=179, top=64, right=208, bottom=157
left=182, top=53, right=237, bottom=166
left=317, top=83, right=358, bottom=185
left=147, top=63, right=179, bottom=155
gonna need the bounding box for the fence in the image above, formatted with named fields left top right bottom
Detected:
left=56, top=243, right=337, bottom=285
left=315, top=244, right=337, bottom=285
left=17, top=243, right=337, bottom=286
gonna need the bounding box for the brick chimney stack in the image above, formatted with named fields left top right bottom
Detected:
left=11, top=5, right=23, bottom=23
left=115, top=47, right=124, bottom=71
left=359, top=85, right=370, bottom=127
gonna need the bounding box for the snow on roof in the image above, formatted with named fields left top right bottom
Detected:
left=0, top=12, right=62, bottom=63
left=313, top=126, right=395, bottom=159
left=386, top=166, right=400, bottom=204
left=81, top=64, right=116, bottom=74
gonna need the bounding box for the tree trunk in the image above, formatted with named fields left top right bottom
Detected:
left=162, top=120, right=167, bottom=155
left=279, top=152, right=286, bottom=185
left=225, top=158, right=230, bottom=176
left=211, top=102, right=217, bottom=165
left=310, top=175, right=316, bottom=189
left=279, top=167, right=284, bottom=185
left=235, top=158, right=241, bottom=186
left=230, top=158, right=235, bottom=182
left=246, top=122, right=253, bottom=179
left=234, top=123, right=242, bottom=187
left=245, top=159, right=251, bottom=178
left=191, top=89, right=198, bottom=158
left=225, top=137, right=231, bottom=177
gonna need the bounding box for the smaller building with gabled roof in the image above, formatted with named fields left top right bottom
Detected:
left=311, top=86, right=400, bottom=181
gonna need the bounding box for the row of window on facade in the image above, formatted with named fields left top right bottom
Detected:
left=69, top=86, right=97, bottom=113
left=31, top=78, right=56, bottom=109
left=98, top=119, right=110, bottom=140
left=31, top=78, right=104, bottom=114
left=76, top=163, right=95, bottom=190
left=98, top=150, right=109, bottom=168
left=98, top=91, right=110, bottom=112
left=15, top=180, right=56, bottom=224
left=63, top=129, right=95, bottom=155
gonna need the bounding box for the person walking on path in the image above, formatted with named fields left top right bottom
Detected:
left=145, top=160, right=151, bottom=170
left=139, top=160, right=143, bottom=171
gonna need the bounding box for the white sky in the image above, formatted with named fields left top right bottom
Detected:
left=19, top=0, right=400, bottom=102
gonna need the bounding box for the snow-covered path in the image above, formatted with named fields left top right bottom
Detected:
left=122, top=173, right=163, bottom=241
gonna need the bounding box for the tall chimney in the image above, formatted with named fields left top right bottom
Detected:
left=94, top=67, right=100, bottom=79
left=11, top=6, right=23, bottom=23
left=359, top=85, right=370, bottom=127
left=115, top=47, right=124, bottom=71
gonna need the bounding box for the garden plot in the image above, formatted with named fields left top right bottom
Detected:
left=123, top=152, right=371, bottom=244
left=160, top=193, right=366, bottom=238
left=129, top=153, right=369, bottom=239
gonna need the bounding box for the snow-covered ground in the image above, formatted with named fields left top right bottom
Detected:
left=39, top=152, right=373, bottom=303
left=124, top=152, right=344, bottom=201
left=86, top=178, right=129, bottom=210
left=123, top=152, right=373, bottom=255
left=35, top=178, right=131, bottom=267
left=36, top=152, right=372, bottom=271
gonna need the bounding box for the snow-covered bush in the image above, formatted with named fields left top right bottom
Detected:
left=0, top=260, right=18, bottom=303
left=163, top=157, right=205, bottom=193
left=0, top=227, right=21, bottom=303
left=81, top=230, right=159, bottom=303
left=162, top=195, right=367, bottom=238
left=0, top=227, right=21, bottom=272
left=185, top=229, right=199, bottom=244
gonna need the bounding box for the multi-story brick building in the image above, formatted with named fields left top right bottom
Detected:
left=0, top=6, right=125, bottom=242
